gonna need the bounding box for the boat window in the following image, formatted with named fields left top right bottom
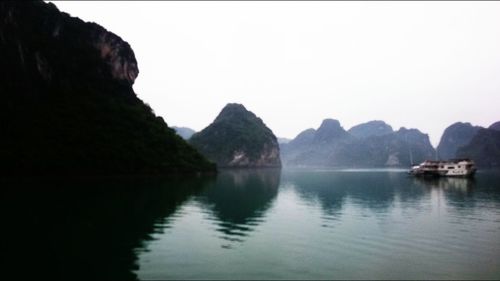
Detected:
left=458, top=165, right=461, bottom=168
left=440, top=166, right=444, bottom=168
left=448, top=166, right=454, bottom=169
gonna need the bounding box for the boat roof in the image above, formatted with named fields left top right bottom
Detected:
left=423, top=158, right=473, bottom=164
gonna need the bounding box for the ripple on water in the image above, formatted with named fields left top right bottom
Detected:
left=134, top=170, right=500, bottom=280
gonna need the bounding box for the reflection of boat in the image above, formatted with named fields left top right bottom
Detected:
left=409, top=159, right=476, bottom=177
left=413, top=176, right=475, bottom=192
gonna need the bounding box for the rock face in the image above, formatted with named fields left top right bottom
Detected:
left=489, top=121, right=500, bottom=131
left=189, top=103, right=281, bottom=168
left=280, top=119, right=355, bottom=167
left=373, top=128, right=436, bottom=166
left=434, top=120, right=500, bottom=167
left=457, top=127, right=500, bottom=167
left=348, top=120, right=393, bottom=139
left=280, top=120, right=435, bottom=167
left=0, top=1, right=215, bottom=175
left=172, top=126, right=196, bottom=140
left=436, top=122, right=482, bottom=160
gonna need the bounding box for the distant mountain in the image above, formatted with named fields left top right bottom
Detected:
left=0, top=1, right=215, bottom=175
left=457, top=128, right=500, bottom=167
left=281, top=119, right=354, bottom=167
left=348, top=120, right=393, bottom=139
left=373, top=127, right=436, bottom=166
left=288, top=128, right=316, bottom=146
left=277, top=137, right=292, bottom=144
left=313, top=119, right=351, bottom=144
left=172, top=126, right=196, bottom=140
left=189, top=103, right=281, bottom=168
left=489, top=121, right=500, bottom=131
left=436, top=122, right=482, bottom=160
left=281, top=120, right=435, bottom=167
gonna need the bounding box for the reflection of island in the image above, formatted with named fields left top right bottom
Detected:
left=196, top=169, right=280, bottom=247
left=1, top=176, right=213, bottom=280
left=285, top=171, right=398, bottom=217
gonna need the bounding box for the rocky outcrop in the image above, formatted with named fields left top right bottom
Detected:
left=489, top=121, right=500, bottom=131
left=348, top=120, right=393, bottom=139
left=375, top=127, right=435, bottom=166
left=436, top=122, right=482, bottom=160
left=0, top=1, right=215, bottom=175
left=457, top=127, right=500, bottom=167
left=313, top=119, right=351, bottom=144
left=189, top=103, right=281, bottom=168
left=280, top=119, right=355, bottom=167
left=280, top=120, right=435, bottom=167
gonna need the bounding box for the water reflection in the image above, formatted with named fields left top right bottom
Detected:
left=412, top=176, right=475, bottom=193
left=284, top=171, right=403, bottom=217
left=196, top=169, right=280, bottom=248
left=4, top=170, right=500, bottom=280
left=285, top=170, right=500, bottom=222
left=0, top=176, right=213, bottom=280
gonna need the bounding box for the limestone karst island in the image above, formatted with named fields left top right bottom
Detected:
left=2, top=1, right=500, bottom=280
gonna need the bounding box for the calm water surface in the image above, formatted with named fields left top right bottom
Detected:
left=2, top=169, right=500, bottom=279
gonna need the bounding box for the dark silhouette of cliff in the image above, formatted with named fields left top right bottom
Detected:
left=0, top=1, right=215, bottom=175
left=1, top=176, right=213, bottom=280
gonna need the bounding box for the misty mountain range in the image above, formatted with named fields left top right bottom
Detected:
left=176, top=119, right=500, bottom=168
left=3, top=1, right=499, bottom=175
left=280, top=119, right=435, bottom=167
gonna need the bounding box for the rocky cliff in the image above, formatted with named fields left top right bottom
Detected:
left=189, top=103, right=281, bottom=168
left=0, top=1, right=215, bottom=175
left=280, top=120, right=435, bottom=167
left=457, top=125, right=500, bottom=167
left=489, top=121, right=500, bottom=131
left=436, top=122, right=482, bottom=160
left=348, top=120, right=393, bottom=139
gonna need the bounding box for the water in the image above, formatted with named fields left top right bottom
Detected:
left=2, top=169, right=500, bottom=279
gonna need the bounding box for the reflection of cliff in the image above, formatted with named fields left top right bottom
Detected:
left=196, top=169, right=280, bottom=246
left=285, top=171, right=399, bottom=216
left=1, top=176, right=212, bottom=280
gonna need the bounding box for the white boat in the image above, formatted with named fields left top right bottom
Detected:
left=409, top=159, right=476, bottom=177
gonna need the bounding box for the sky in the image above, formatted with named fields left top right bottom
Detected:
left=49, top=1, right=500, bottom=146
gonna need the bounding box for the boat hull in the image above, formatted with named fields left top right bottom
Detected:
left=408, top=159, right=477, bottom=178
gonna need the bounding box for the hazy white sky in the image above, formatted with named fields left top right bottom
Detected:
left=50, top=1, right=500, bottom=146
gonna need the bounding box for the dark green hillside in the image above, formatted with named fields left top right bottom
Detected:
left=190, top=104, right=281, bottom=168
left=0, top=1, right=215, bottom=175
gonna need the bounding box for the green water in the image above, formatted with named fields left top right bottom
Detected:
left=2, top=169, right=500, bottom=279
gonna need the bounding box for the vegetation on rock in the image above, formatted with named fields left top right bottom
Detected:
left=0, top=1, right=215, bottom=175
left=190, top=104, right=281, bottom=168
